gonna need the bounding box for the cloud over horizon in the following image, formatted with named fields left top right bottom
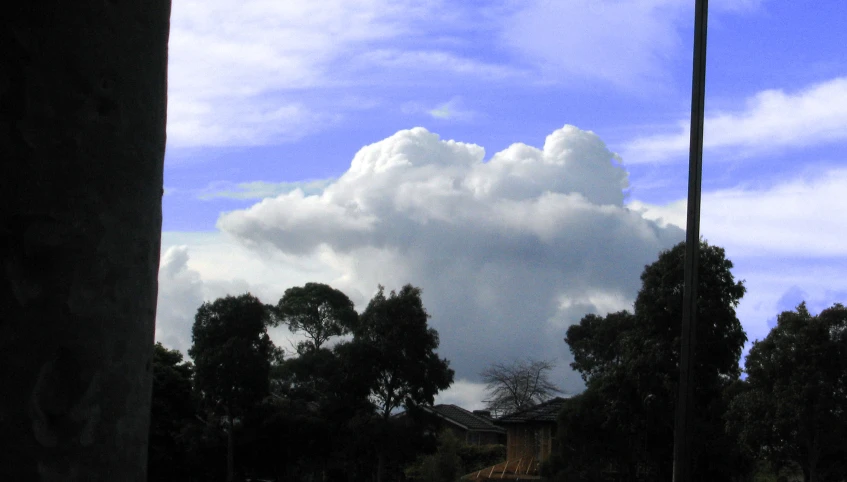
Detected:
left=214, top=125, right=683, bottom=394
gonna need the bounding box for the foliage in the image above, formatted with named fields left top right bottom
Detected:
left=405, top=430, right=464, bottom=482
left=189, top=293, right=275, bottom=417
left=406, top=433, right=506, bottom=481
left=188, top=293, right=277, bottom=482
left=480, top=358, right=562, bottom=417
left=354, top=284, right=455, bottom=482
left=566, top=310, right=636, bottom=383
left=258, top=342, right=380, bottom=479
left=148, top=342, right=196, bottom=482
left=273, top=282, right=358, bottom=352
left=456, top=443, right=506, bottom=474
left=356, top=284, right=455, bottom=418
left=727, top=302, right=847, bottom=482
left=149, top=282, right=464, bottom=482
left=633, top=239, right=748, bottom=387
left=552, top=240, right=750, bottom=481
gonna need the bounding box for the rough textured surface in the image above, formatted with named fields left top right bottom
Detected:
left=423, top=404, right=507, bottom=433
left=1, top=2, right=171, bottom=480
left=495, top=398, right=568, bottom=424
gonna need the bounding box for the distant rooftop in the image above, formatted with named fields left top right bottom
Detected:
left=423, top=404, right=507, bottom=433
left=495, top=397, right=568, bottom=424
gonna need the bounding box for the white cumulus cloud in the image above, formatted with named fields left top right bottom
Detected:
left=155, top=246, right=205, bottom=353
left=217, top=125, right=683, bottom=394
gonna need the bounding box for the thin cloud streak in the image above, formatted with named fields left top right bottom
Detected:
left=629, top=167, right=847, bottom=257
left=624, top=77, right=847, bottom=164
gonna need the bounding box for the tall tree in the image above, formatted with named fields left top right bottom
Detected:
left=565, top=310, right=636, bottom=383
left=148, top=343, right=195, bottom=482
left=728, top=303, right=847, bottom=482
left=480, top=358, right=562, bottom=417
left=554, top=240, right=750, bottom=481
left=273, top=282, right=357, bottom=352
left=1, top=2, right=170, bottom=480
left=356, top=285, right=454, bottom=418
left=356, top=284, right=455, bottom=482
left=189, top=293, right=276, bottom=482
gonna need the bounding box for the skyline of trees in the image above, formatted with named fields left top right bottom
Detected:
left=149, top=242, right=846, bottom=482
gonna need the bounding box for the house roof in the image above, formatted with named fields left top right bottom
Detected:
left=422, top=404, right=506, bottom=433
left=495, top=397, right=568, bottom=424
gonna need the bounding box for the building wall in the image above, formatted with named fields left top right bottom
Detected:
left=439, top=422, right=505, bottom=446
left=465, top=430, right=506, bottom=446
left=506, top=423, right=554, bottom=462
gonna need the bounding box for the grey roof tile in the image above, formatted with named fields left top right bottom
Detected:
left=424, top=404, right=507, bottom=433
left=495, top=397, right=568, bottom=424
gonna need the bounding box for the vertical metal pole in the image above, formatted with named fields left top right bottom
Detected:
left=673, top=0, right=709, bottom=481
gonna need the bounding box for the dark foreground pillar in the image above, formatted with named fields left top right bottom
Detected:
left=1, top=2, right=171, bottom=480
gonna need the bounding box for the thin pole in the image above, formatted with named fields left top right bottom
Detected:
left=673, top=0, right=709, bottom=481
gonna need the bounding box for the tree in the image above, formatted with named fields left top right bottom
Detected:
left=406, top=429, right=465, bottom=482
left=260, top=342, right=379, bottom=480
left=552, top=240, right=750, bottom=481
left=727, top=303, right=847, bottom=482
left=2, top=3, right=169, bottom=480
left=566, top=310, right=637, bottom=383
left=356, top=284, right=455, bottom=482
left=148, top=343, right=196, bottom=482
left=273, top=282, right=358, bottom=352
left=356, top=285, right=455, bottom=419
left=189, top=293, right=276, bottom=482
left=480, top=358, right=562, bottom=417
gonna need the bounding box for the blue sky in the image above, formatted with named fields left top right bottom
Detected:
left=157, top=0, right=847, bottom=407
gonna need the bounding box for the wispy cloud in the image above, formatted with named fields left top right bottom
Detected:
left=629, top=167, right=847, bottom=257
left=499, top=0, right=687, bottom=90
left=402, top=97, right=476, bottom=121
left=167, top=0, right=413, bottom=147
left=197, top=179, right=334, bottom=201
left=624, top=77, right=847, bottom=164
left=166, top=0, right=518, bottom=148
left=166, top=0, right=774, bottom=148
left=352, top=49, right=526, bottom=82
left=496, top=0, right=772, bottom=90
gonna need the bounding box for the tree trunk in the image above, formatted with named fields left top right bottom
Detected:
left=1, top=2, right=170, bottom=481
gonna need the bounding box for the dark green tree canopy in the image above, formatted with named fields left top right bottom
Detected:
left=148, top=342, right=196, bottom=482
left=566, top=310, right=636, bottom=384
left=189, top=293, right=275, bottom=416
left=150, top=342, right=195, bottom=421
left=356, top=284, right=455, bottom=418
left=274, top=282, right=358, bottom=352
left=556, top=240, right=750, bottom=481
left=634, top=240, right=747, bottom=385
left=728, top=302, right=847, bottom=482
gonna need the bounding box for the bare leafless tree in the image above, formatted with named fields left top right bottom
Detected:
left=481, top=358, right=563, bottom=417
